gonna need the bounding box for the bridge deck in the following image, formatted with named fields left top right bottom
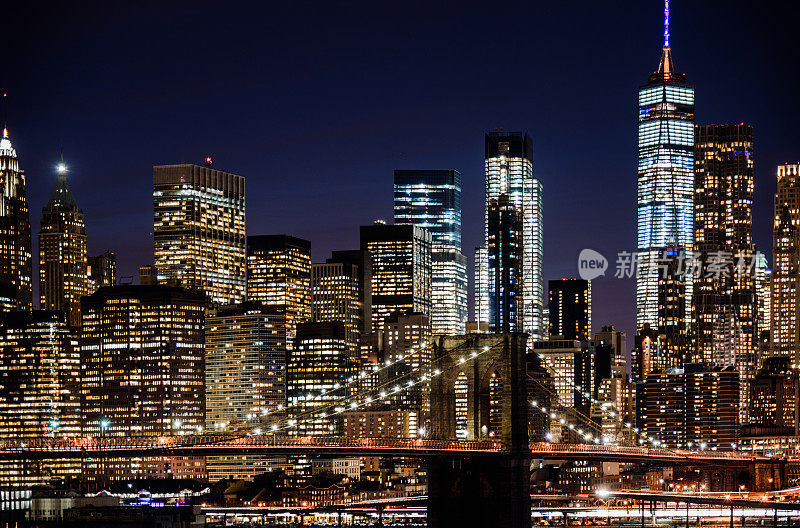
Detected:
left=0, top=437, right=776, bottom=464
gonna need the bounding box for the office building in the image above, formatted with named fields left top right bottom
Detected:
left=749, top=357, right=799, bottom=436
left=755, top=253, right=771, bottom=345
left=360, top=223, right=431, bottom=331
left=487, top=195, right=523, bottom=333
left=474, top=246, right=489, bottom=325
left=655, top=248, right=688, bottom=371
left=636, top=4, right=695, bottom=331
left=39, top=161, right=87, bottom=327
left=772, top=164, right=800, bottom=367
left=645, top=364, right=739, bottom=450
left=87, top=251, right=117, bottom=294
left=288, top=322, right=356, bottom=435
left=80, top=285, right=206, bottom=437
left=313, top=252, right=370, bottom=349
left=247, top=235, right=312, bottom=347
left=381, top=312, right=431, bottom=423
left=0, top=311, right=80, bottom=438
left=0, top=311, right=81, bottom=487
left=0, top=126, right=32, bottom=310
left=480, top=132, right=544, bottom=339
left=394, top=169, right=467, bottom=334
left=205, top=302, right=287, bottom=430
left=153, top=163, right=246, bottom=304
left=693, top=124, right=757, bottom=421
left=594, top=325, right=627, bottom=372
left=548, top=279, right=592, bottom=341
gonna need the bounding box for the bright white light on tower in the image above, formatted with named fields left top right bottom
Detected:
left=57, top=163, right=67, bottom=174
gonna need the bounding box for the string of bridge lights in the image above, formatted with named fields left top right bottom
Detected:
left=218, top=338, right=484, bottom=436
left=535, top=353, right=717, bottom=452
left=211, top=342, right=438, bottom=432
left=249, top=342, right=505, bottom=436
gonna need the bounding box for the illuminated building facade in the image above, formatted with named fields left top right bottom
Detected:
left=0, top=311, right=81, bottom=487
left=0, top=127, right=32, bottom=310
left=312, top=254, right=368, bottom=350
left=645, top=364, right=739, bottom=450
left=205, top=302, right=287, bottom=430
left=381, top=312, right=431, bottom=424
left=288, top=321, right=356, bottom=436
left=636, top=4, right=695, bottom=331
left=693, top=124, right=756, bottom=421
left=487, top=195, right=523, bottom=333
left=80, top=285, right=206, bottom=437
left=772, top=164, right=800, bottom=367
left=548, top=279, right=592, bottom=341
left=749, top=356, right=799, bottom=436
left=39, top=161, right=87, bottom=327
left=755, top=253, right=771, bottom=345
left=87, top=251, right=117, bottom=294
left=474, top=246, right=489, bottom=326
left=393, top=169, right=467, bottom=335
left=360, top=223, right=431, bottom=331
left=247, top=235, right=312, bottom=347
left=655, top=249, right=687, bottom=371
left=153, top=163, right=246, bottom=304
left=0, top=311, right=80, bottom=438
left=480, top=132, right=543, bottom=340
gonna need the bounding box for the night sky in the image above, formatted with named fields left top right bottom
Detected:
left=4, top=0, right=800, bottom=339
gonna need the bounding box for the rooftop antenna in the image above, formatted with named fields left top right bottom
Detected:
left=663, top=0, right=670, bottom=48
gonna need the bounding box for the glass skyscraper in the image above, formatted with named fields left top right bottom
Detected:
left=394, top=169, right=466, bottom=335
left=479, top=132, right=543, bottom=340
left=636, top=3, right=695, bottom=330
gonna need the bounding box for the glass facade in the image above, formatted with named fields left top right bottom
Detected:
left=39, top=165, right=87, bottom=327
left=394, top=169, right=466, bottom=335
left=0, top=128, right=32, bottom=310
left=636, top=43, right=695, bottom=331
left=153, top=164, right=246, bottom=305
left=482, top=132, right=543, bottom=340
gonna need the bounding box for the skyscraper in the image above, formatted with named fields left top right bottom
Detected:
left=0, top=126, right=32, bottom=310
left=205, top=302, right=287, bottom=429
left=39, top=160, right=87, bottom=327
left=0, top=311, right=81, bottom=439
left=153, top=162, right=246, bottom=304
left=313, top=254, right=369, bottom=349
left=247, top=235, right=312, bottom=346
left=487, top=195, right=523, bottom=333
left=548, top=279, right=592, bottom=341
left=394, top=169, right=467, bottom=334
left=288, top=321, right=356, bottom=435
left=80, top=285, right=206, bottom=437
left=636, top=2, right=695, bottom=331
left=480, top=132, right=543, bottom=340
left=87, top=251, right=117, bottom=294
left=474, top=246, right=489, bottom=325
left=772, top=164, right=800, bottom=367
left=360, top=223, right=432, bottom=331
left=693, top=124, right=756, bottom=421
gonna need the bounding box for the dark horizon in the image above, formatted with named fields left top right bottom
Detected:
left=4, top=0, right=800, bottom=340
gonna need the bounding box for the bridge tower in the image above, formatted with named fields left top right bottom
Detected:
left=427, top=333, right=530, bottom=528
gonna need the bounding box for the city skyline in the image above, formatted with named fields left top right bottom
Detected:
left=3, top=0, right=799, bottom=340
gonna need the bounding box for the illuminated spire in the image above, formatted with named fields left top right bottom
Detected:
left=651, top=0, right=684, bottom=83
left=2, top=93, right=7, bottom=139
